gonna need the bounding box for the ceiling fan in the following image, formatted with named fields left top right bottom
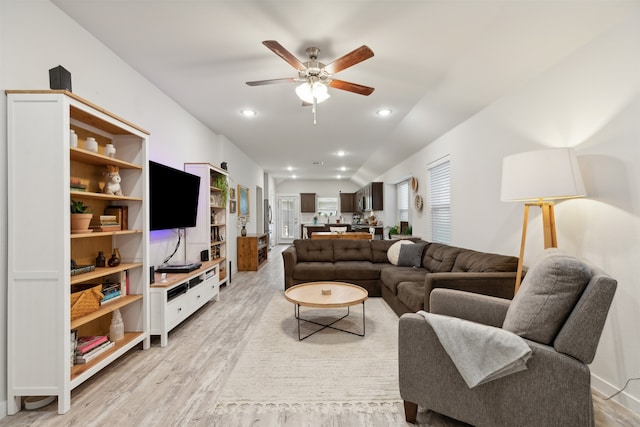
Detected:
left=246, top=40, right=375, bottom=123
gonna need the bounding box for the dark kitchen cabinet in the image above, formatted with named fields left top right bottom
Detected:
left=340, top=192, right=356, bottom=212
left=300, top=193, right=317, bottom=213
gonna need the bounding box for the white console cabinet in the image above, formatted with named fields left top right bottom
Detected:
left=150, top=260, right=221, bottom=346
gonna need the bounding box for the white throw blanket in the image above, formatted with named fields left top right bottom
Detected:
left=417, top=311, right=532, bottom=388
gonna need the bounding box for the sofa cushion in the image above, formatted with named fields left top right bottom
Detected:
left=294, top=239, right=334, bottom=262
left=388, top=240, right=414, bottom=265
left=371, top=240, right=396, bottom=263
left=292, top=262, right=336, bottom=282
left=335, top=261, right=381, bottom=280
left=502, top=250, right=591, bottom=345
left=333, top=239, right=372, bottom=262
left=397, top=281, right=426, bottom=312
left=381, top=266, right=430, bottom=295
left=453, top=249, right=519, bottom=272
left=398, top=242, right=427, bottom=268
left=422, top=243, right=462, bottom=273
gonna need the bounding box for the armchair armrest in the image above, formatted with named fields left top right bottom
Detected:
left=423, top=271, right=517, bottom=311
left=281, top=246, right=297, bottom=289
left=429, top=288, right=511, bottom=327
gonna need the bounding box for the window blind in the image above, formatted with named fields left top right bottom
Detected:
left=397, top=180, right=409, bottom=222
left=429, top=159, right=450, bottom=244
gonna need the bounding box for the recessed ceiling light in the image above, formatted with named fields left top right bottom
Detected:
left=291, top=174, right=297, bottom=179
left=376, top=109, right=392, bottom=117
left=337, top=175, right=342, bottom=179
left=240, top=109, right=256, bottom=117
left=337, top=150, right=345, bottom=157
left=340, top=166, right=347, bottom=172
left=287, top=166, right=293, bottom=171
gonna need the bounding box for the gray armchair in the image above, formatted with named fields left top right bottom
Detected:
left=399, top=251, right=617, bottom=427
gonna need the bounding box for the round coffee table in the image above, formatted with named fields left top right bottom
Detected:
left=284, top=282, right=368, bottom=340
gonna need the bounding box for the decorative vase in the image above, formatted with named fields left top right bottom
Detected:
left=313, top=218, right=318, bottom=224
left=108, top=248, right=121, bottom=267
left=241, top=225, right=247, bottom=237
left=69, top=129, right=78, bottom=148
left=85, top=137, right=98, bottom=153
left=104, top=143, right=116, bottom=158
left=95, top=251, right=106, bottom=268
left=70, top=213, right=93, bottom=233
left=109, top=308, right=124, bottom=342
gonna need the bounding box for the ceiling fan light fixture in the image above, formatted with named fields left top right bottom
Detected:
left=296, top=81, right=330, bottom=104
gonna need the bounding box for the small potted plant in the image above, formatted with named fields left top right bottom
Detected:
left=70, top=199, right=93, bottom=232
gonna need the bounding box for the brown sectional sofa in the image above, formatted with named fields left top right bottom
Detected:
left=282, top=238, right=520, bottom=316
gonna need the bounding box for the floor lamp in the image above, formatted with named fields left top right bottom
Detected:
left=501, top=148, right=586, bottom=294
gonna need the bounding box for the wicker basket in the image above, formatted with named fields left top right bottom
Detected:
left=70, top=285, right=104, bottom=320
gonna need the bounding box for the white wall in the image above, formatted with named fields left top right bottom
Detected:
left=0, top=0, right=260, bottom=414
left=277, top=179, right=360, bottom=225
left=377, top=11, right=640, bottom=412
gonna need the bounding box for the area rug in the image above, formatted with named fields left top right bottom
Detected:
left=209, top=292, right=403, bottom=418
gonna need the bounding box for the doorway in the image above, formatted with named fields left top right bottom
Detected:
left=277, top=194, right=298, bottom=244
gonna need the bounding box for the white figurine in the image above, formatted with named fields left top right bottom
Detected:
left=103, top=165, right=123, bottom=196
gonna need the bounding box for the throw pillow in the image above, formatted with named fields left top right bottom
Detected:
left=502, top=249, right=592, bottom=345
left=397, top=242, right=427, bottom=268
left=387, top=240, right=414, bottom=266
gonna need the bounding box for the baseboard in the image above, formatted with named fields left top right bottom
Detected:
left=592, top=373, right=640, bottom=415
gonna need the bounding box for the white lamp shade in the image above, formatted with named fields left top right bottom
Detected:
left=501, top=148, right=586, bottom=202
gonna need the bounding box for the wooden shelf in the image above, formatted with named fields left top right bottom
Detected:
left=70, top=229, right=142, bottom=239
left=71, top=295, right=143, bottom=329
left=70, top=147, right=142, bottom=169
left=70, top=331, right=143, bottom=381
left=70, top=263, right=143, bottom=285
left=70, top=190, right=142, bottom=202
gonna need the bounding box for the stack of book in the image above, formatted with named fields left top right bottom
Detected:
left=70, top=177, right=87, bottom=192
left=101, top=281, right=123, bottom=305
left=98, top=215, right=121, bottom=232
left=75, top=335, right=114, bottom=364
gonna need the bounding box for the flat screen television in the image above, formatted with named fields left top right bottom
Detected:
left=149, top=160, right=201, bottom=231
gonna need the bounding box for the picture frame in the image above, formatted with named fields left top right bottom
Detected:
left=229, top=200, right=237, bottom=214
left=238, top=185, right=250, bottom=217
left=229, top=187, right=236, bottom=200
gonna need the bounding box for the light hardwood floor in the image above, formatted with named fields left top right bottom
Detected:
left=2, top=245, right=638, bottom=426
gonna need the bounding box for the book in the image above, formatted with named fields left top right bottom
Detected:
left=75, top=341, right=114, bottom=363
left=76, top=335, right=108, bottom=354
left=101, top=291, right=122, bottom=305
left=104, top=206, right=128, bottom=230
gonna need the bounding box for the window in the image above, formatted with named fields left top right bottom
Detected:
left=428, top=157, right=450, bottom=244
left=317, top=197, right=338, bottom=216
left=397, top=180, right=409, bottom=222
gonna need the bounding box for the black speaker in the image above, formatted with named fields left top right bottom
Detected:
left=149, top=266, right=155, bottom=284
left=49, top=65, right=72, bottom=92
left=200, top=250, right=209, bottom=262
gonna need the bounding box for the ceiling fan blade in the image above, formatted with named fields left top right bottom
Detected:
left=246, top=77, right=297, bottom=86
left=324, top=45, right=374, bottom=74
left=262, top=40, right=307, bottom=71
left=328, top=79, right=375, bottom=96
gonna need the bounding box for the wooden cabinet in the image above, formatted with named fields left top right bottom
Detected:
left=359, top=182, right=383, bottom=211
left=300, top=193, right=317, bottom=212
left=340, top=192, right=356, bottom=212
left=6, top=90, right=149, bottom=414
left=237, top=234, right=268, bottom=271
left=149, top=260, right=221, bottom=347
left=370, top=182, right=384, bottom=211
left=184, top=163, right=229, bottom=285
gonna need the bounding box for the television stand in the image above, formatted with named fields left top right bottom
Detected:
left=156, top=262, right=202, bottom=273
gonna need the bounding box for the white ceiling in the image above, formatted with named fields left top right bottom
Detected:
left=52, top=0, right=638, bottom=185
